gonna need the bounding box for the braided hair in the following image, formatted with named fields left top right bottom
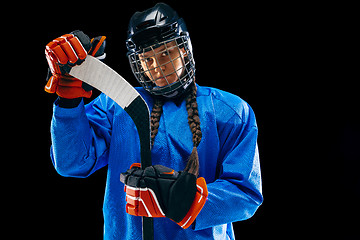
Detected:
left=150, top=83, right=202, bottom=176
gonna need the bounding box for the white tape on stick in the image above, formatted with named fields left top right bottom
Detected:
left=70, top=56, right=139, bottom=108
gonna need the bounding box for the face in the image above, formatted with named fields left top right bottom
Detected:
left=139, top=41, right=187, bottom=87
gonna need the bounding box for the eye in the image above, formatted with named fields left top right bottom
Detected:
left=141, top=57, right=152, bottom=63
left=161, top=51, right=169, bottom=57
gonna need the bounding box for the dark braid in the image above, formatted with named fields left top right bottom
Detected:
left=149, top=83, right=202, bottom=176
left=150, top=98, right=164, bottom=148
left=185, top=84, right=202, bottom=148
left=184, top=84, right=201, bottom=176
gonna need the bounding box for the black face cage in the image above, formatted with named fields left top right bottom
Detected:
left=128, top=35, right=195, bottom=98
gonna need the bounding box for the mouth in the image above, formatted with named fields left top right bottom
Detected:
left=154, top=76, right=168, bottom=87
left=152, top=72, right=179, bottom=86
left=155, top=76, right=165, bottom=81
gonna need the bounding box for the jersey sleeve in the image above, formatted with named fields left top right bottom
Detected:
left=50, top=94, right=113, bottom=177
left=194, top=101, right=263, bottom=230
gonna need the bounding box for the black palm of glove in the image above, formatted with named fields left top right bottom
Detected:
left=120, top=164, right=208, bottom=229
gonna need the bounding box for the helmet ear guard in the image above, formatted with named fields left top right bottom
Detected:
left=126, top=3, right=195, bottom=99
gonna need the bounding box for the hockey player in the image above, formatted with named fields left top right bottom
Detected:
left=45, top=3, right=263, bottom=240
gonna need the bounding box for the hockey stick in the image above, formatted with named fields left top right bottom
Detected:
left=69, top=55, right=154, bottom=240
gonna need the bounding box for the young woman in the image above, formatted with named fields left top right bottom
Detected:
left=45, top=3, right=263, bottom=240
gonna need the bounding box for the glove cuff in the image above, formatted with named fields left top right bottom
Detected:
left=89, top=36, right=106, bottom=57
left=56, top=97, right=83, bottom=108
left=176, top=177, right=208, bottom=229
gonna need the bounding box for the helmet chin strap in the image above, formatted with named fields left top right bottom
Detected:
left=154, top=81, right=195, bottom=107
left=161, top=78, right=194, bottom=99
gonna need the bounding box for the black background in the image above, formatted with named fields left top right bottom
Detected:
left=10, top=0, right=359, bottom=239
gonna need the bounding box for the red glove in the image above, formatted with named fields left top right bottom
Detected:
left=44, top=30, right=106, bottom=99
left=120, top=163, right=208, bottom=229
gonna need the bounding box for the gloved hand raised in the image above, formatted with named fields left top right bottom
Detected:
left=44, top=30, right=106, bottom=99
left=120, top=163, right=208, bottom=229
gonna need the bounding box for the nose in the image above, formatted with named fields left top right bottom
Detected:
left=151, top=58, right=165, bottom=73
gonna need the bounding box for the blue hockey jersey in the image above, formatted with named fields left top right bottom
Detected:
left=50, top=85, right=263, bottom=240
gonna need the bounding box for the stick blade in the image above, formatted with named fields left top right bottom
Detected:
left=69, top=56, right=139, bottom=109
